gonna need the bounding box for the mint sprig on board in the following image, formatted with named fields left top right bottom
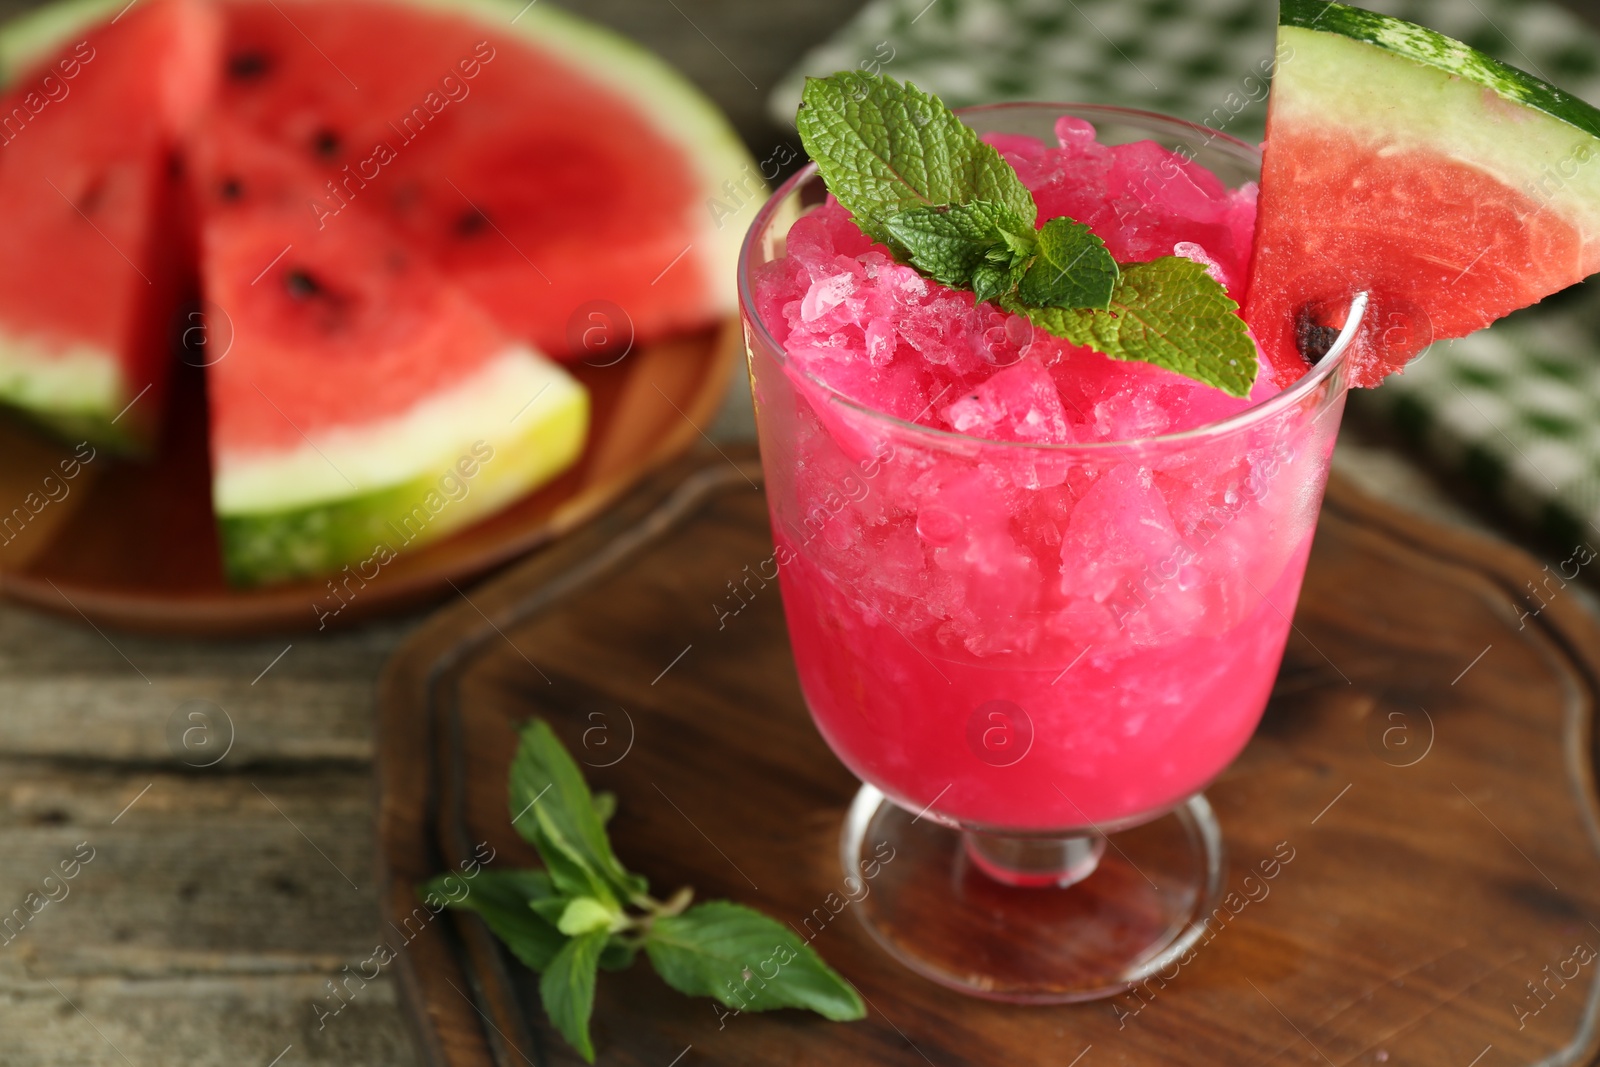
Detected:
left=420, top=720, right=863, bottom=1062
left=796, top=71, right=1257, bottom=398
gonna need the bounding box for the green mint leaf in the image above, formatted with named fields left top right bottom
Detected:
left=972, top=259, right=1027, bottom=305
left=644, top=901, right=865, bottom=1022
left=996, top=225, right=1035, bottom=260
left=418, top=870, right=566, bottom=973
left=885, top=200, right=1035, bottom=289
left=531, top=826, right=613, bottom=908
left=509, top=720, right=648, bottom=904
left=528, top=887, right=571, bottom=927
left=558, top=896, right=620, bottom=937
left=540, top=929, right=608, bottom=1063
left=1017, top=217, right=1119, bottom=311
left=599, top=940, right=637, bottom=972
left=796, top=71, right=1036, bottom=247
left=1019, top=256, right=1257, bottom=398
left=593, top=790, right=617, bottom=826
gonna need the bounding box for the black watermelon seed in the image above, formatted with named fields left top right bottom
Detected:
left=1295, top=314, right=1340, bottom=362
left=227, top=51, right=272, bottom=80
left=455, top=208, right=489, bottom=236
left=285, top=270, right=322, bottom=299
left=219, top=177, right=243, bottom=201
left=312, top=129, right=341, bottom=159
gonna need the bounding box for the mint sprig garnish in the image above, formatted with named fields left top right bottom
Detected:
left=796, top=71, right=1257, bottom=398
left=420, top=720, right=864, bottom=1062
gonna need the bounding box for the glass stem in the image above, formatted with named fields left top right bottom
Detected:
left=961, top=830, right=1107, bottom=888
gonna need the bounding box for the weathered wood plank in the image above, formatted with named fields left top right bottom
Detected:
left=0, top=760, right=437, bottom=1066
left=0, top=764, right=381, bottom=966
left=0, top=605, right=414, bottom=762
left=0, top=677, right=373, bottom=763
left=0, top=974, right=420, bottom=1067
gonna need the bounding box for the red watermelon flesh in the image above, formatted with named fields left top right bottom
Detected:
left=1248, top=131, right=1587, bottom=387
left=1247, top=1, right=1600, bottom=388
left=194, top=127, right=510, bottom=455
left=212, top=0, right=734, bottom=360
left=0, top=0, right=218, bottom=447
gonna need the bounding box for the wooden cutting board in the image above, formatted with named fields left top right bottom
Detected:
left=376, top=445, right=1600, bottom=1067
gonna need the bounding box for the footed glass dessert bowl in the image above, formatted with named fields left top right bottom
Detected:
left=739, top=103, right=1362, bottom=1002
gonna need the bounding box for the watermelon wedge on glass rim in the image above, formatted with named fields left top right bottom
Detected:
left=1248, top=0, right=1600, bottom=388
left=193, top=128, right=586, bottom=587
left=0, top=0, right=217, bottom=453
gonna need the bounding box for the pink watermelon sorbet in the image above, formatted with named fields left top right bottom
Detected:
left=752, top=117, right=1272, bottom=447
left=745, top=115, right=1346, bottom=831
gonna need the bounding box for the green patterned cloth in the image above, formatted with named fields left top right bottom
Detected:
left=771, top=0, right=1600, bottom=546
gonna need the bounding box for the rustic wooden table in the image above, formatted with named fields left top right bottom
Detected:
left=0, top=1, right=1595, bottom=1065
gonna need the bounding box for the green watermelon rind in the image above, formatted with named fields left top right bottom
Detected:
left=5, top=403, right=144, bottom=454
left=0, top=0, right=123, bottom=84
left=0, top=333, right=148, bottom=451
left=218, top=366, right=588, bottom=586
left=1280, top=0, right=1600, bottom=140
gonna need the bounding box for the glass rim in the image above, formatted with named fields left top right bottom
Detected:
left=735, top=101, right=1363, bottom=455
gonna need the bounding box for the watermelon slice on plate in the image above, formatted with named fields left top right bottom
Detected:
left=1247, top=0, right=1600, bottom=388
left=0, top=0, right=217, bottom=451
left=213, top=0, right=755, bottom=360
left=0, top=0, right=752, bottom=596
left=195, top=129, right=587, bottom=586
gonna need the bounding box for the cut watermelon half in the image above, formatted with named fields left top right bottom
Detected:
left=0, top=0, right=217, bottom=451
left=196, top=128, right=587, bottom=586
left=0, top=0, right=750, bottom=587
left=1246, top=0, right=1600, bottom=388
left=212, top=0, right=757, bottom=360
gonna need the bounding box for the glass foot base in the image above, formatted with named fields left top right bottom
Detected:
left=841, top=786, right=1224, bottom=1003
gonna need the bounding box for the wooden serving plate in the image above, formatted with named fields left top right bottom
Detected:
left=377, top=445, right=1600, bottom=1066
left=0, top=319, right=738, bottom=636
